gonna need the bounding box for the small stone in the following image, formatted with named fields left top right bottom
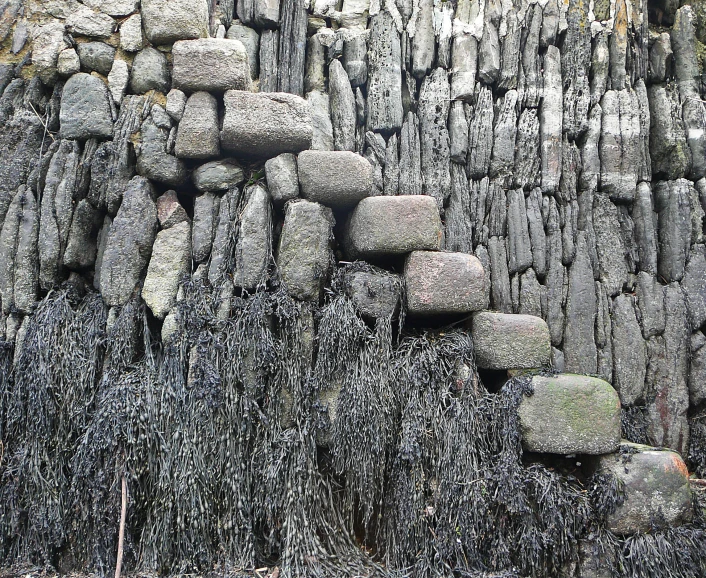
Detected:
left=515, top=373, right=621, bottom=455
left=276, top=199, right=334, bottom=301
left=77, top=41, right=116, bottom=76
left=265, top=153, right=299, bottom=206
left=107, top=59, right=129, bottom=104
left=165, top=89, right=187, bottom=121
left=344, top=195, right=442, bottom=259
left=175, top=91, right=220, bottom=159
left=130, top=47, right=170, bottom=94
left=156, top=190, right=189, bottom=229
left=66, top=6, right=115, bottom=38
left=192, top=192, right=220, bottom=263
left=192, top=159, right=245, bottom=192
left=57, top=48, right=81, bottom=77
left=221, top=90, right=312, bottom=157
left=343, top=268, right=401, bottom=319
left=297, top=150, right=372, bottom=208
left=59, top=73, right=114, bottom=140
left=120, top=13, right=143, bottom=52
left=142, top=220, right=191, bottom=319
left=471, top=312, right=551, bottom=370
left=141, top=0, right=210, bottom=45
left=596, top=442, right=693, bottom=534
left=32, top=22, right=70, bottom=84
left=172, top=39, right=251, bottom=93
left=150, top=104, right=171, bottom=130
left=405, top=251, right=485, bottom=315
left=135, top=117, right=188, bottom=186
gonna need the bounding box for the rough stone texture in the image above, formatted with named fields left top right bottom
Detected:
left=612, top=294, right=647, bottom=406
left=193, top=159, right=244, bottom=192
left=99, top=176, right=158, bottom=307
left=655, top=179, right=691, bottom=283
left=226, top=21, right=259, bottom=80
left=83, top=0, right=138, bottom=17
left=192, top=192, right=220, bottom=263
left=405, top=251, right=485, bottom=315
left=306, top=90, right=334, bottom=151
left=32, top=21, right=69, bottom=85
left=648, top=84, right=691, bottom=180
left=418, top=69, right=451, bottom=208
left=690, top=332, right=706, bottom=406
left=329, top=59, right=356, bottom=152
left=682, top=244, right=706, bottom=330
left=66, top=6, right=115, bottom=38
left=343, top=268, right=401, bottom=319
left=64, top=199, right=101, bottom=270
left=265, top=153, right=299, bottom=206
left=156, top=190, right=189, bottom=229
left=345, top=195, right=442, bottom=259
left=141, top=0, right=209, bottom=45
left=135, top=117, right=188, bottom=187
left=130, top=47, right=170, bottom=94
left=172, top=39, right=251, bottom=93
left=516, top=374, right=621, bottom=455
left=0, top=186, right=38, bottom=315
left=142, top=220, right=191, bottom=319
left=77, top=42, right=115, bottom=76
left=298, top=151, right=372, bottom=208
left=276, top=199, right=333, bottom=301
left=597, top=443, right=693, bottom=534
left=540, top=46, right=562, bottom=193
left=107, top=59, right=129, bottom=105
left=234, top=184, right=272, bottom=290
left=57, top=49, right=81, bottom=77
left=120, top=13, right=143, bottom=52
left=221, top=91, right=312, bottom=157
left=471, top=312, right=551, bottom=370
left=59, top=73, right=114, bottom=140
left=175, top=92, right=220, bottom=159
left=366, top=10, right=403, bottom=134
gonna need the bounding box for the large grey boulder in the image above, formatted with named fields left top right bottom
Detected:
left=265, top=153, right=299, bottom=206
left=77, top=42, right=116, bottom=76
left=234, top=184, right=272, bottom=290
left=130, top=47, right=170, bottom=94
left=175, top=92, right=220, bottom=159
left=141, top=0, right=209, bottom=45
left=297, top=151, right=372, bottom=208
left=193, top=159, right=244, bottom=192
left=596, top=442, right=692, bottom=534
left=172, top=39, right=251, bottom=93
left=276, top=200, right=333, bottom=301
left=99, top=176, right=158, bottom=307
left=405, top=251, right=485, bottom=315
left=471, top=312, right=551, bottom=370
left=344, top=195, right=442, bottom=259
left=142, top=220, right=191, bottom=319
left=515, top=374, right=621, bottom=455
left=343, top=268, right=401, bottom=320
left=59, top=73, right=114, bottom=140
left=221, top=91, right=312, bottom=157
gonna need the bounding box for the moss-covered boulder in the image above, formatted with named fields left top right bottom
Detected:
left=515, top=374, right=621, bottom=455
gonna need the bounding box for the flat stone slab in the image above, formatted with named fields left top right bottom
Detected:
left=471, top=312, right=551, bottom=369
left=221, top=91, right=312, bottom=157
left=172, top=39, right=251, bottom=93
left=515, top=374, right=621, bottom=455
left=404, top=251, right=485, bottom=315
left=596, top=442, right=693, bottom=534
left=344, top=195, right=442, bottom=259
left=298, top=150, right=372, bottom=207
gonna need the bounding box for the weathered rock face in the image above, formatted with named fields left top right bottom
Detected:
left=596, top=443, right=693, bottom=534
left=175, top=92, right=220, bottom=159
left=221, top=91, right=312, bottom=157
left=471, top=312, right=551, bottom=370
left=343, top=267, right=401, bottom=320
left=344, top=195, right=442, bottom=259
left=405, top=251, right=485, bottom=315
left=141, top=0, right=209, bottom=45
left=172, top=39, right=251, bottom=93
left=516, top=374, right=621, bottom=455
left=297, top=150, right=372, bottom=208
left=59, top=73, right=114, bottom=140
left=234, top=184, right=272, bottom=290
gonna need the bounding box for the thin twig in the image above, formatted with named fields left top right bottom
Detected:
left=115, top=475, right=127, bottom=578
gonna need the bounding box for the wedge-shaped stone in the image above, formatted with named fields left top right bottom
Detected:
left=596, top=442, right=693, bottom=534
left=59, top=73, right=114, bottom=140
left=276, top=200, right=333, bottom=301
left=172, top=39, right=251, bottom=93
left=221, top=91, right=312, bottom=157
left=298, top=151, right=372, bottom=208
left=175, top=92, right=220, bottom=159
left=471, top=312, right=550, bottom=370
left=405, top=251, right=485, bottom=315
left=344, top=195, right=441, bottom=259
left=516, top=373, right=621, bottom=455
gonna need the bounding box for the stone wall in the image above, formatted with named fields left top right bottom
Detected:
left=0, top=0, right=705, bottom=576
